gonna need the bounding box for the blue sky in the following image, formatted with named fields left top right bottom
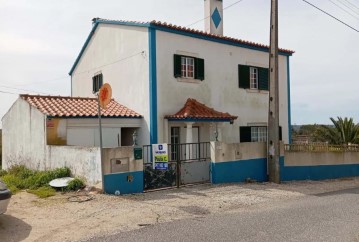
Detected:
left=0, top=0, right=358, bottom=125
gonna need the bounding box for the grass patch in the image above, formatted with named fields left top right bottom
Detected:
left=0, top=165, right=83, bottom=198
left=67, top=178, right=85, bottom=191
left=28, top=187, right=56, bottom=198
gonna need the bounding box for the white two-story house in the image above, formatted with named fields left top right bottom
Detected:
left=69, top=0, right=294, bottom=147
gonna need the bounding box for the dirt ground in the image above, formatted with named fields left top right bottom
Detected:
left=1, top=178, right=359, bottom=242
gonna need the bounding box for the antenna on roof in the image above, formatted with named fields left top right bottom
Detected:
left=92, top=17, right=100, bottom=25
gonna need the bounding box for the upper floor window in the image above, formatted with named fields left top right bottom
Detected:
left=238, top=65, right=269, bottom=91
left=174, top=54, right=205, bottom=81
left=250, top=67, right=258, bottom=89
left=181, top=57, right=195, bottom=78
left=92, top=73, right=103, bottom=93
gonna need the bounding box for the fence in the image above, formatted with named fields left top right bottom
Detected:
left=285, top=144, right=359, bottom=152
left=143, top=142, right=211, bottom=163
left=142, top=142, right=211, bottom=190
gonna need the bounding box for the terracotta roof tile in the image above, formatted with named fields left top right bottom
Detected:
left=20, top=94, right=142, bottom=118
left=165, top=98, right=237, bottom=121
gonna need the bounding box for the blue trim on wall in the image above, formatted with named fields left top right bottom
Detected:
left=282, top=164, right=359, bottom=181
left=287, top=56, right=292, bottom=144
left=69, top=22, right=99, bottom=75
left=211, top=158, right=268, bottom=184
left=149, top=27, right=158, bottom=144
left=280, top=157, right=359, bottom=181
left=104, top=171, right=143, bottom=195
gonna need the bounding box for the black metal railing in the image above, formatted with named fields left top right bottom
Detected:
left=142, top=142, right=210, bottom=190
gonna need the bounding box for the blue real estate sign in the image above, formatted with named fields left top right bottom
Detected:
left=152, top=144, right=169, bottom=170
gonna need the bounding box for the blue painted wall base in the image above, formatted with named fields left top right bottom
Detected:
left=211, top=158, right=268, bottom=184
left=281, top=157, right=359, bottom=181
left=104, top=171, right=143, bottom=195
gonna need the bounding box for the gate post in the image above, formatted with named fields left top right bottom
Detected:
left=176, top=143, right=181, bottom=188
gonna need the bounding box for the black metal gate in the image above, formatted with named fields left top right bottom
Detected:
left=143, top=142, right=211, bottom=190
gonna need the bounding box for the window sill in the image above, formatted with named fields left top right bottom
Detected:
left=245, top=89, right=269, bottom=94
left=176, top=78, right=202, bottom=84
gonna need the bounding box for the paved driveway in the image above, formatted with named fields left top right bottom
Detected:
left=88, top=187, right=359, bottom=242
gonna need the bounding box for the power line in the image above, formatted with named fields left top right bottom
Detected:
left=0, top=85, right=52, bottom=95
left=342, top=0, right=359, bottom=11
left=335, top=0, right=359, bottom=15
left=329, top=0, right=359, bottom=20
left=0, top=90, right=20, bottom=95
left=72, top=51, right=145, bottom=77
left=302, top=0, right=359, bottom=32
left=15, top=76, right=69, bottom=87
left=186, top=0, right=245, bottom=28
left=0, top=51, right=144, bottom=93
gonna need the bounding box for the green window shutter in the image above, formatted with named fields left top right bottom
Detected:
left=173, top=54, right=182, bottom=78
left=240, top=126, right=251, bottom=143
left=194, top=58, right=205, bottom=80
left=92, top=73, right=103, bottom=93
left=258, top=67, right=269, bottom=90
left=99, top=73, right=103, bottom=88
left=238, top=65, right=250, bottom=89
left=92, top=76, right=96, bottom=93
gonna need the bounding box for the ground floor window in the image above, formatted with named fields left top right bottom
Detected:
left=240, top=126, right=282, bottom=143
left=251, top=126, right=267, bottom=142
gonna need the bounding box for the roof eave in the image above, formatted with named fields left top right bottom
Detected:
left=165, top=117, right=237, bottom=123
left=68, top=20, right=151, bottom=76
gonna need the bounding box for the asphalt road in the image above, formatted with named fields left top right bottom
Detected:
left=87, top=187, right=359, bottom=242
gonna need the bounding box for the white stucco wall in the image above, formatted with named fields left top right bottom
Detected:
left=2, top=98, right=46, bottom=169
left=65, top=118, right=142, bottom=147
left=155, top=30, right=290, bottom=144
left=45, top=146, right=101, bottom=185
left=71, top=24, right=150, bottom=145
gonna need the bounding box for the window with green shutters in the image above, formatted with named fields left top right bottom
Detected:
left=174, top=54, right=205, bottom=81
left=238, top=64, right=269, bottom=90
left=92, top=73, right=103, bottom=93
left=240, top=126, right=282, bottom=143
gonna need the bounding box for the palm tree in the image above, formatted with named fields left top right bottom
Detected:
left=314, top=117, right=359, bottom=145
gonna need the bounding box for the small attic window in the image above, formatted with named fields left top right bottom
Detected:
left=92, top=73, right=103, bottom=93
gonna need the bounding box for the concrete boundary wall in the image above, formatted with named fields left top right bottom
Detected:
left=46, top=146, right=101, bottom=185
left=210, top=142, right=271, bottom=183
left=282, top=150, right=359, bottom=181
left=103, top=146, right=144, bottom=195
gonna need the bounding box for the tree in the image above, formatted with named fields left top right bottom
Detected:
left=314, top=117, right=359, bottom=145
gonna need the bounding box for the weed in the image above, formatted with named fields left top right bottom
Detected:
left=28, top=187, right=56, bottom=198
left=0, top=169, right=7, bottom=177
left=67, top=178, right=85, bottom=191
left=1, top=165, right=77, bottom=198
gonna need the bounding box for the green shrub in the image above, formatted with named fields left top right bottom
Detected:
left=1, top=166, right=75, bottom=197
left=0, top=169, right=7, bottom=177
left=7, top=165, right=35, bottom=179
left=67, top=178, right=85, bottom=191
left=1, top=174, right=24, bottom=189
left=28, top=187, right=56, bottom=198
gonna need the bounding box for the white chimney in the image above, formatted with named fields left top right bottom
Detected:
left=204, top=0, right=223, bottom=36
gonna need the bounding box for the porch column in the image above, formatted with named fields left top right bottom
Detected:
left=216, top=123, right=224, bottom=142
left=163, top=119, right=169, bottom=143
left=185, top=122, right=195, bottom=160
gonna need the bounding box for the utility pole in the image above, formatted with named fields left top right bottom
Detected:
left=97, top=93, right=105, bottom=192
left=268, top=0, right=280, bottom=183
